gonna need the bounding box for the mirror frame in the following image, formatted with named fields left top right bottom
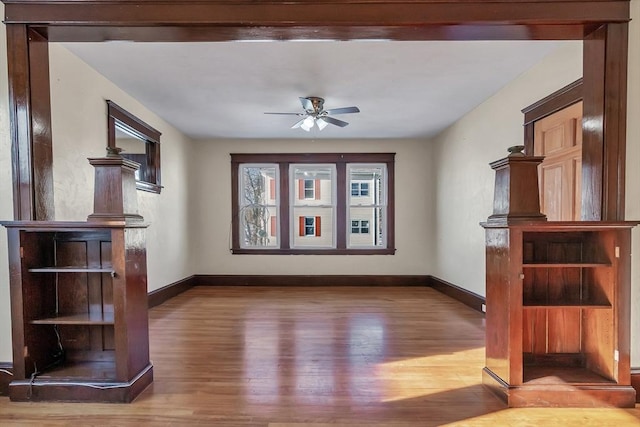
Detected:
left=107, top=100, right=162, bottom=194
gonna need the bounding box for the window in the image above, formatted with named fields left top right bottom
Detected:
left=231, top=153, right=395, bottom=254
left=300, top=216, right=321, bottom=236
left=351, top=182, right=369, bottom=197
left=348, top=164, right=386, bottom=248
left=107, top=100, right=162, bottom=193
left=351, top=220, right=369, bottom=234
left=238, top=164, right=279, bottom=248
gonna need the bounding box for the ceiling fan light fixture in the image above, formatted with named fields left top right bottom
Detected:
left=301, top=116, right=315, bottom=131
left=316, top=117, right=330, bottom=131
left=266, top=96, right=360, bottom=132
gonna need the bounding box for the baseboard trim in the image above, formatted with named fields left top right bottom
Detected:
left=194, top=274, right=430, bottom=287
left=631, top=369, right=640, bottom=402
left=0, top=363, right=13, bottom=397
left=148, top=275, right=197, bottom=308
left=428, top=275, right=486, bottom=314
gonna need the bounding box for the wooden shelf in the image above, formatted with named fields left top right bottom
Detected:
left=31, top=312, right=115, bottom=325
left=523, top=302, right=611, bottom=309
left=522, top=262, right=611, bottom=268
left=34, top=360, right=116, bottom=381
left=523, top=366, right=615, bottom=385
left=29, top=266, right=115, bottom=275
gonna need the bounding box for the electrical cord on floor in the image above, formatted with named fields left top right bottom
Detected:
left=27, top=325, right=66, bottom=398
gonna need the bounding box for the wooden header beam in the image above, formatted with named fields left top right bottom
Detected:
left=1, top=0, right=631, bottom=222
left=2, top=1, right=630, bottom=42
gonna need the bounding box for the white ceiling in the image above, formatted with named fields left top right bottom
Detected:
left=62, top=40, right=578, bottom=140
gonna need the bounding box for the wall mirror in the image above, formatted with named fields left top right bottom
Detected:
left=107, top=100, right=162, bottom=193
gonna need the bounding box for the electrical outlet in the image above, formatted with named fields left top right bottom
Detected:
left=481, top=303, right=487, bottom=313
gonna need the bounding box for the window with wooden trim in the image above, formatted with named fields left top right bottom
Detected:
left=231, top=153, right=395, bottom=255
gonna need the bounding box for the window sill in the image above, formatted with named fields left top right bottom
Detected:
left=232, top=248, right=396, bottom=255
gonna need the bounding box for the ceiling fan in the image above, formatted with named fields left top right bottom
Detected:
left=265, top=96, right=360, bottom=131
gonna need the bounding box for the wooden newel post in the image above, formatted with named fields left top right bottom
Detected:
left=487, top=145, right=546, bottom=224
left=87, top=147, right=144, bottom=223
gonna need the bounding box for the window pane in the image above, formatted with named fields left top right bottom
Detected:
left=348, top=207, right=385, bottom=248
left=349, top=165, right=385, bottom=206
left=292, top=207, right=334, bottom=248
left=241, top=206, right=279, bottom=247
left=292, top=166, right=333, bottom=206
left=240, top=165, right=278, bottom=248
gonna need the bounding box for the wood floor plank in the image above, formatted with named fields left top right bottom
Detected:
left=1, top=286, right=639, bottom=425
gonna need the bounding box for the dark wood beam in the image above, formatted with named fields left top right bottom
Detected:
left=6, top=25, right=54, bottom=221
left=2, top=1, right=629, bottom=42
left=582, top=23, right=628, bottom=221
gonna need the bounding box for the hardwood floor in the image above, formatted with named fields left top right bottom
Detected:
left=1, top=286, right=639, bottom=426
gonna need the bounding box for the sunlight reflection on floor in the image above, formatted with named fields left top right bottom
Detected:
left=377, top=347, right=485, bottom=402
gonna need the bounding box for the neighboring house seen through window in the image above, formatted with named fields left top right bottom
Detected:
left=231, top=153, right=395, bottom=254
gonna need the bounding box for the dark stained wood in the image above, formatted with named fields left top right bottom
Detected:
left=27, top=29, right=55, bottom=221
left=481, top=220, right=638, bottom=407
left=38, top=24, right=600, bottom=43
left=86, top=157, right=144, bottom=223
left=194, top=274, right=429, bottom=287
left=0, top=363, right=12, bottom=397
left=487, top=153, right=546, bottom=224
left=601, top=23, right=628, bottom=221
left=148, top=275, right=197, bottom=308
left=107, top=101, right=162, bottom=194
left=522, top=78, right=583, bottom=156
left=2, top=1, right=630, bottom=34
left=0, top=221, right=152, bottom=402
left=632, top=370, right=640, bottom=402
left=582, top=23, right=628, bottom=221
left=428, top=275, right=485, bottom=313
left=6, top=25, right=55, bottom=221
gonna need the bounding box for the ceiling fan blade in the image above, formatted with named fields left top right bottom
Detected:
left=319, top=116, right=349, bottom=128
left=324, top=106, right=360, bottom=115
left=265, top=112, right=305, bottom=116
left=299, top=97, right=314, bottom=112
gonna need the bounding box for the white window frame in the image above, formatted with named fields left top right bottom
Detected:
left=347, top=163, right=387, bottom=249
left=290, top=164, right=336, bottom=249
left=238, top=163, right=279, bottom=249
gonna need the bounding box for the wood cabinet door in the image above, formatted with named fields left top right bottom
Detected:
left=534, top=101, right=583, bottom=221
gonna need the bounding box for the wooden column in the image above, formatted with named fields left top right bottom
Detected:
left=6, top=25, right=54, bottom=221
left=582, top=23, right=628, bottom=221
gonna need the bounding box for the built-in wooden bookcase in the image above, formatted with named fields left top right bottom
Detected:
left=1, top=221, right=153, bottom=402
left=1, top=152, right=152, bottom=402
left=482, top=221, right=637, bottom=407
left=481, top=149, right=637, bottom=407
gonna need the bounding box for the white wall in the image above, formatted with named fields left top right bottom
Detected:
left=0, top=2, right=14, bottom=362
left=189, top=138, right=435, bottom=275
left=431, top=43, right=583, bottom=296
left=48, top=43, right=196, bottom=294
left=0, top=31, right=196, bottom=361
left=626, top=0, right=640, bottom=367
